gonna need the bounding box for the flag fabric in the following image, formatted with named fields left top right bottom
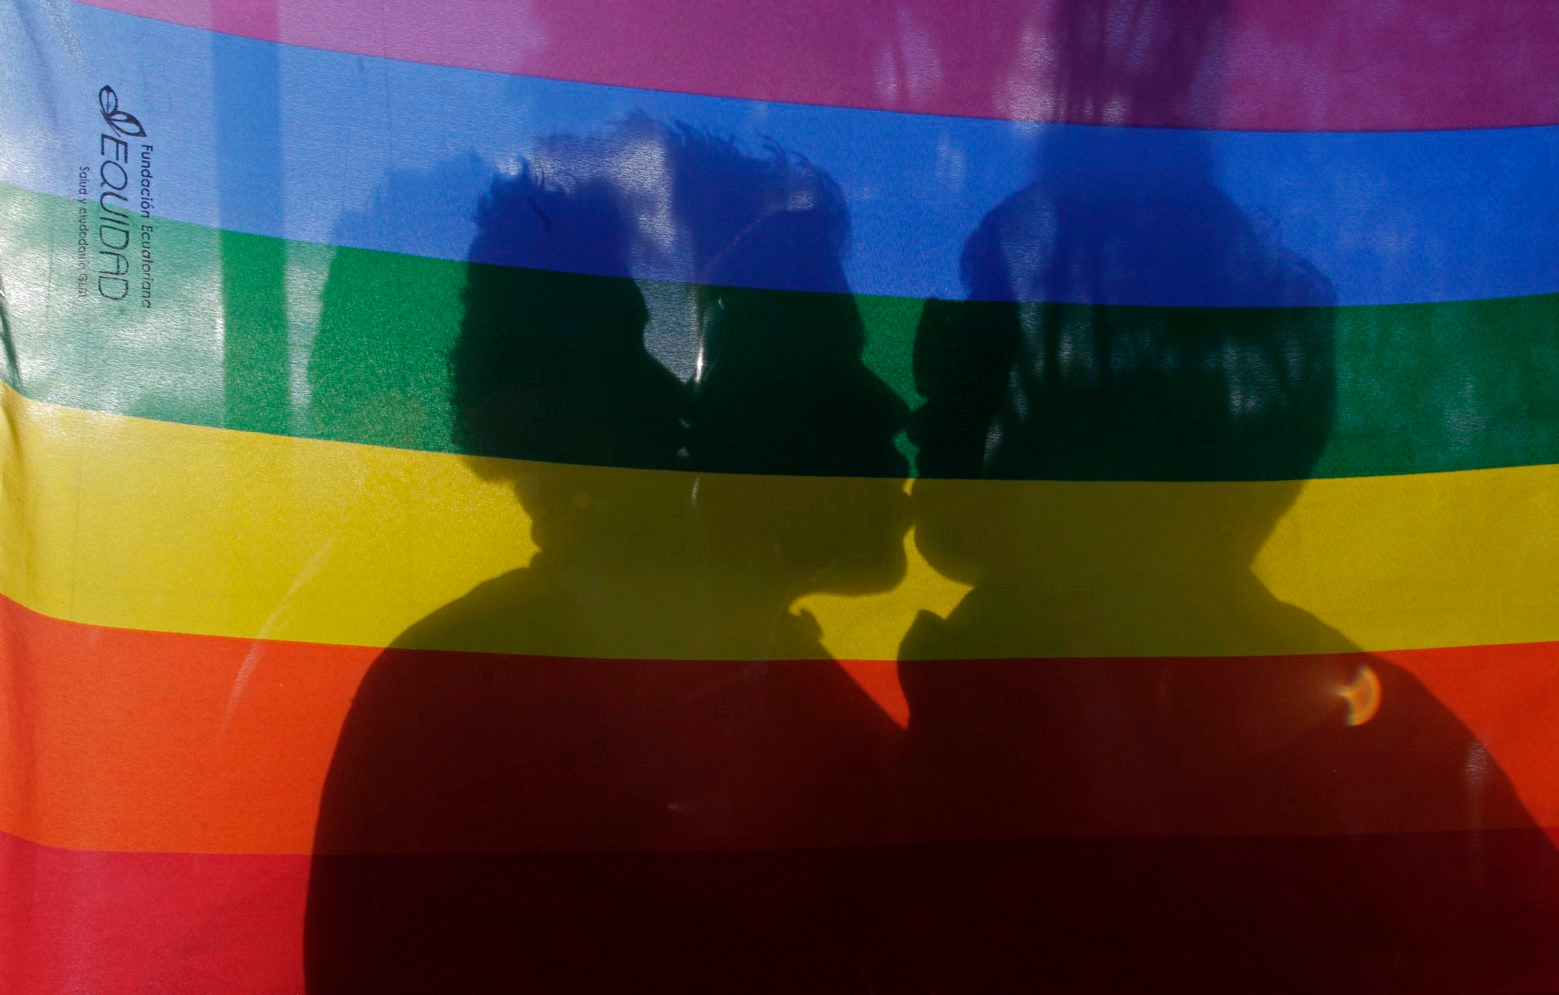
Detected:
left=3, top=1, right=1559, bottom=991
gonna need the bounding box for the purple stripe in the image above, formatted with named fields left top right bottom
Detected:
left=82, top=0, right=1559, bottom=130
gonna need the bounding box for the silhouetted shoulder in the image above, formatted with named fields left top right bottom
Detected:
left=387, top=567, right=576, bottom=655
left=1252, top=597, right=1359, bottom=657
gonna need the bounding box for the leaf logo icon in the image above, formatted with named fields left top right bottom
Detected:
left=98, top=85, right=146, bottom=138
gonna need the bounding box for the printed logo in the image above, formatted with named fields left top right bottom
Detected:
left=98, top=85, right=146, bottom=139
left=77, top=85, right=155, bottom=308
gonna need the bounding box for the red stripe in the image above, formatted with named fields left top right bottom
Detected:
left=6, top=829, right=1559, bottom=993
left=82, top=0, right=1559, bottom=130
left=0, top=831, right=306, bottom=994
left=305, top=831, right=1559, bottom=992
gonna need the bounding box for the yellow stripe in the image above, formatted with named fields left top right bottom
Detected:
left=3, top=382, right=1557, bottom=659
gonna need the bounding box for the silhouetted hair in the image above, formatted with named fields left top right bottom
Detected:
left=450, top=165, right=686, bottom=469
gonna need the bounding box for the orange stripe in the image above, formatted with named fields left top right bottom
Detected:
left=1, top=595, right=370, bottom=855
left=5, top=594, right=1559, bottom=855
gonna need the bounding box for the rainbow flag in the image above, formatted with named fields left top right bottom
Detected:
left=3, top=1, right=1559, bottom=990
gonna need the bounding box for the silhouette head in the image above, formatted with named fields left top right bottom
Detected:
left=911, top=155, right=1337, bottom=584
left=450, top=165, right=689, bottom=552
left=658, top=126, right=912, bottom=594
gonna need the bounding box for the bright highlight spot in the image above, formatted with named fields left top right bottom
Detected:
left=1337, top=664, right=1382, bottom=727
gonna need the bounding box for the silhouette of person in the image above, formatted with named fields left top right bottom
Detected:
left=848, top=0, right=1559, bottom=986
left=304, top=163, right=704, bottom=993
left=305, top=125, right=911, bottom=992
left=890, top=132, right=1559, bottom=993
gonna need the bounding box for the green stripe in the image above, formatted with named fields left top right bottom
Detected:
left=4, top=182, right=1557, bottom=481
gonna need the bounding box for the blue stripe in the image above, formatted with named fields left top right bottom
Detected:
left=2, top=3, right=1556, bottom=307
